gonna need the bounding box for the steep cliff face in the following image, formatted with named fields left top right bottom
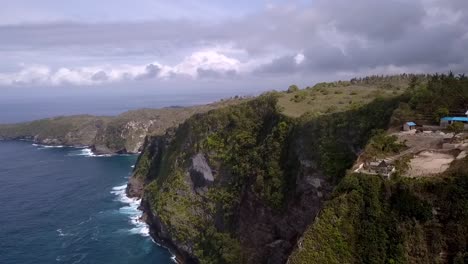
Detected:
left=129, top=94, right=400, bottom=263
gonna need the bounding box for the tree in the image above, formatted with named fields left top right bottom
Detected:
left=409, top=76, right=419, bottom=90
left=434, top=107, right=449, bottom=122
left=447, top=122, right=464, bottom=137
left=287, top=84, right=299, bottom=93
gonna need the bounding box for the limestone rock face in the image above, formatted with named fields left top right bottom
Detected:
left=189, top=153, right=214, bottom=189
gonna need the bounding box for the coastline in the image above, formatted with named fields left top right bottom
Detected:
left=126, top=175, right=193, bottom=264
left=2, top=138, right=140, bottom=156
left=0, top=134, right=143, bottom=155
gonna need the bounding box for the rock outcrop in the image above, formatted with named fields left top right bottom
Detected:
left=189, top=153, right=214, bottom=189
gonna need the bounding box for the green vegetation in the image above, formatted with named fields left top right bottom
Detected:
left=295, top=96, right=400, bottom=181
left=448, top=122, right=465, bottom=136
left=393, top=155, right=412, bottom=176
left=0, top=115, right=108, bottom=145
left=287, top=84, right=300, bottom=93
left=290, top=73, right=468, bottom=264
left=408, top=73, right=468, bottom=124
left=434, top=107, right=449, bottom=122
left=290, top=158, right=468, bottom=264
left=290, top=90, right=308, bottom=103
left=416, top=73, right=468, bottom=111
left=278, top=75, right=411, bottom=118
left=0, top=97, right=246, bottom=153
left=138, top=90, right=401, bottom=263
left=143, top=94, right=290, bottom=263
left=364, top=130, right=406, bottom=159
left=132, top=73, right=467, bottom=264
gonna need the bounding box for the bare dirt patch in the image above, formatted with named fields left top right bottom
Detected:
left=406, top=151, right=455, bottom=177
left=396, top=131, right=449, bottom=149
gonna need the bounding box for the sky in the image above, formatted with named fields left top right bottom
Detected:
left=0, top=0, right=467, bottom=101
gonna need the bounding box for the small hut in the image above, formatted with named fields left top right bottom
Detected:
left=403, top=121, right=416, bottom=131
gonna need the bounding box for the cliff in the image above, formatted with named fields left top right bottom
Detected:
left=127, top=93, right=401, bottom=263
left=0, top=99, right=245, bottom=154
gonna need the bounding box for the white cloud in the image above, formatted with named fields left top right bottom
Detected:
left=0, top=65, right=50, bottom=85
left=169, top=50, right=241, bottom=77
left=0, top=49, right=256, bottom=86
left=1, top=0, right=467, bottom=88
left=294, top=53, right=305, bottom=64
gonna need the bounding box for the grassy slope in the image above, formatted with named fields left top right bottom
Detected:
left=278, top=77, right=409, bottom=118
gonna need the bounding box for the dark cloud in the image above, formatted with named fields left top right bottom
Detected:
left=317, top=0, right=425, bottom=41
left=137, top=64, right=161, bottom=79
left=91, top=70, right=108, bottom=81
left=0, top=0, right=467, bottom=87
left=197, top=68, right=237, bottom=79
left=254, top=0, right=468, bottom=77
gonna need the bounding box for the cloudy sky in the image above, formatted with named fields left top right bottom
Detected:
left=0, top=0, right=467, bottom=93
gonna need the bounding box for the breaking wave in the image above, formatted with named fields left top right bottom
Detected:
left=67, top=148, right=113, bottom=158
left=111, top=184, right=150, bottom=237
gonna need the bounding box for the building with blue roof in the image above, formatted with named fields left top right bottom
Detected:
left=403, top=121, right=417, bottom=131
left=440, top=116, right=468, bottom=129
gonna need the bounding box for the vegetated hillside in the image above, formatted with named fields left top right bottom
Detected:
left=390, top=73, right=468, bottom=126
left=289, top=73, right=468, bottom=264
left=128, top=73, right=468, bottom=264
left=128, top=80, right=402, bottom=263
left=288, top=158, right=468, bottom=264
left=0, top=98, right=246, bottom=154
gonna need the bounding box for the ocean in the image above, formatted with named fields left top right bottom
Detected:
left=0, top=88, right=257, bottom=123
left=0, top=140, right=173, bottom=264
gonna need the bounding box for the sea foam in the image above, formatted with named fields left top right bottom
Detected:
left=33, top=143, right=66, bottom=149
left=111, top=184, right=150, bottom=237
left=67, top=148, right=113, bottom=158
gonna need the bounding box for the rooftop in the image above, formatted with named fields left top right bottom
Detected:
left=441, top=117, right=468, bottom=122
left=406, top=121, right=416, bottom=126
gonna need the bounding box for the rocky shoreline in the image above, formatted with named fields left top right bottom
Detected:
left=125, top=175, right=196, bottom=264
left=0, top=136, right=140, bottom=155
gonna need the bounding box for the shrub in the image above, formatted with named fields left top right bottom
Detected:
left=434, top=107, right=449, bottom=122
left=287, top=84, right=299, bottom=93
left=364, top=130, right=406, bottom=158
left=291, top=90, right=308, bottom=103
left=447, top=122, right=464, bottom=136
left=325, top=105, right=338, bottom=113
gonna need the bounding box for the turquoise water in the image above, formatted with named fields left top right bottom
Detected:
left=0, top=140, right=173, bottom=264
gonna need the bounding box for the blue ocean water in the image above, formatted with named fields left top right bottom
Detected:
left=0, top=141, right=173, bottom=264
